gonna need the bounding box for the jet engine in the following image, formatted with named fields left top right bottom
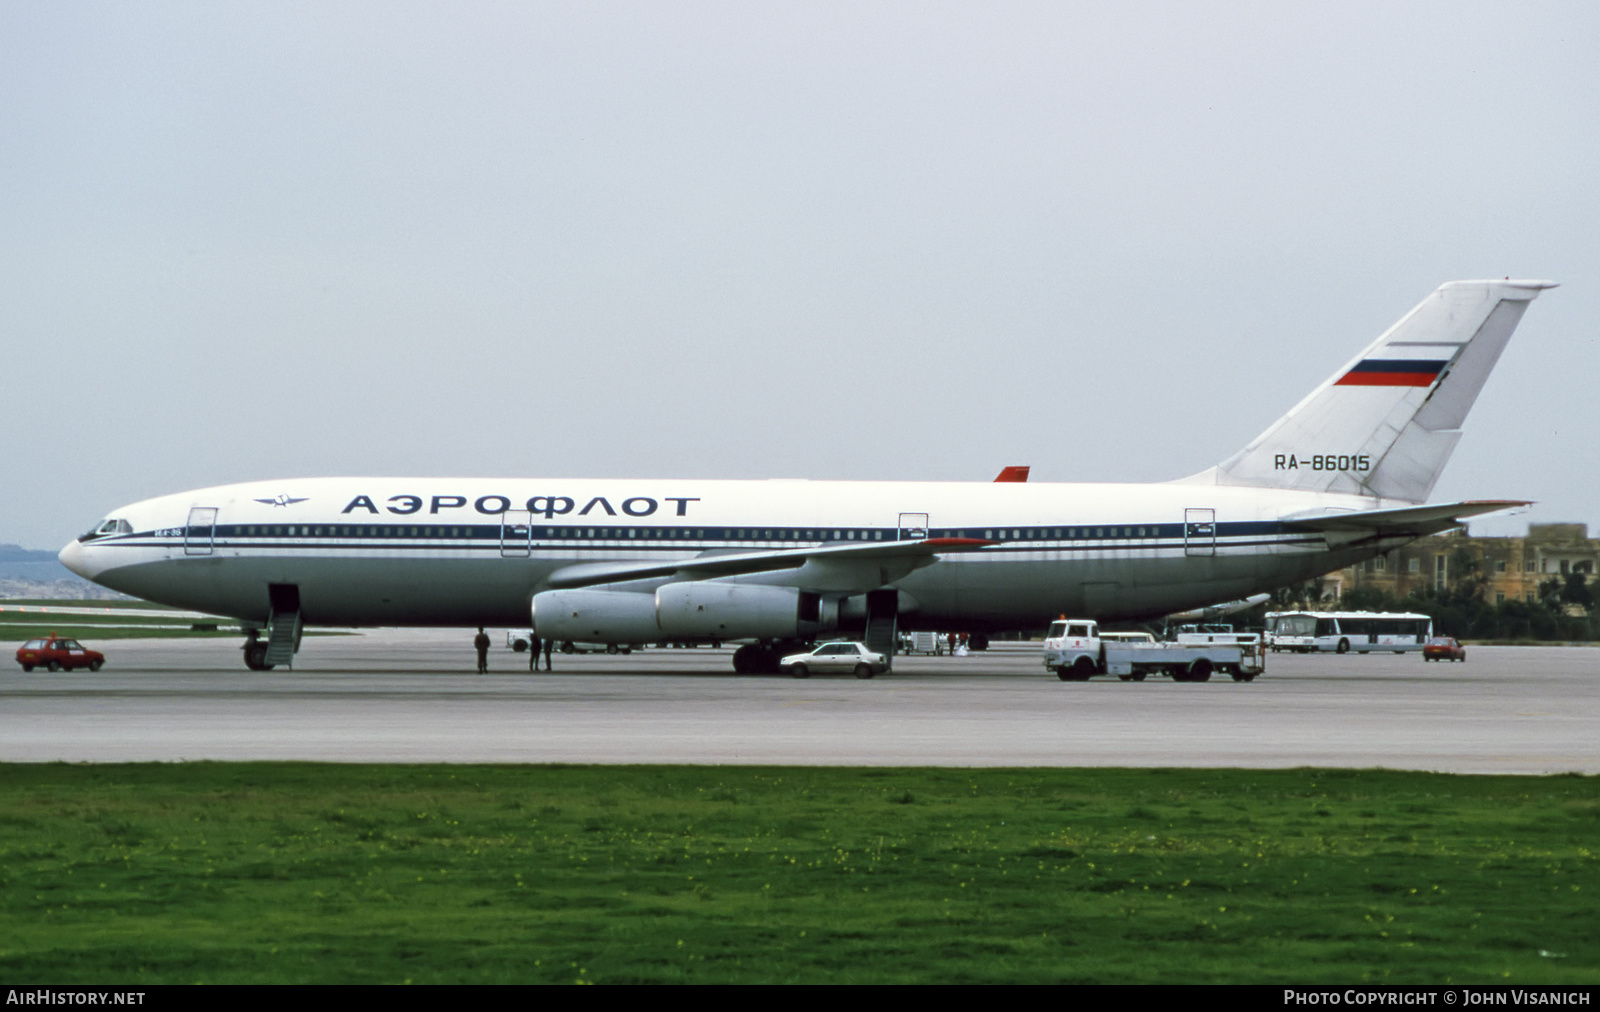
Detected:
left=530, top=589, right=659, bottom=643
left=531, top=583, right=837, bottom=644
left=655, top=583, right=833, bottom=639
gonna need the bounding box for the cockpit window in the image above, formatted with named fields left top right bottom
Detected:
left=80, top=518, right=133, bottom=541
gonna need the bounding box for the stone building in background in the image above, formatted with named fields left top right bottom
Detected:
left=1319, top=523, right=1597, bottom=604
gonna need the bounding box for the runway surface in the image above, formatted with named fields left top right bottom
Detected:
left=3, top=631, right=1595, bottom=772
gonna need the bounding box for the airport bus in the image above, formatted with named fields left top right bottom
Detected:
left=1263, top=611, right=1433, bottom=654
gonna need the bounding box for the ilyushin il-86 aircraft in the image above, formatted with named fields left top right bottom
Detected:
left=61, top=279, right=1555, bottom=672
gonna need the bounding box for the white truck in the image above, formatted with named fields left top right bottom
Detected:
left=1043, top=619, right=1265, bottom=683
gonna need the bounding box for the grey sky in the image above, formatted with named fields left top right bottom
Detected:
left=5, top=1, right=1596, bottom=551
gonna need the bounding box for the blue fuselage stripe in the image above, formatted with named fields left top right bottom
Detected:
left=91, top=518, right=1316, bottom=554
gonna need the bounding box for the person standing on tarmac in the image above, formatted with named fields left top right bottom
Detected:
left=529, top=633, right=542, bottom=673
left=542, top=635, right=555, bottom=672
left=474, top=627, right=491, bottom=674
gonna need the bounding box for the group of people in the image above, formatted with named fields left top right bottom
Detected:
left=473, top=627, right=555, bottom=674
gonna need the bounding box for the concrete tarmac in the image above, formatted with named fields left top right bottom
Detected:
left=3, top=630, right=1595, bottom=772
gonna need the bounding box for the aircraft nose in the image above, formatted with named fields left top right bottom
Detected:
left=59, top=539, right=90, bottom=579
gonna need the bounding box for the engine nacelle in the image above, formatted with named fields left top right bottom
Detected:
left=655, top=583, right=832, bottom=640
left=531, top=589, right=659, bottom=643
left=533, top=584, right=839, bottom=644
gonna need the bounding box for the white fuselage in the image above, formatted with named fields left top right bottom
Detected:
left=61, top=476, right=1407, bottom=632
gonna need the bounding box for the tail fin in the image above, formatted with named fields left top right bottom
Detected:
left=1179, top=279, right=1555, bottom=502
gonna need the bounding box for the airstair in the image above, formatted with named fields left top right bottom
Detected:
left=264, top=583, right=302, bottom=669
left=863, top=589, right=899, bottom=667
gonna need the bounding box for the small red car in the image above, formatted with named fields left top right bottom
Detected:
left=1422, top=636, right=1466, bottom=662
left=16, top=636, right=105, bottom=672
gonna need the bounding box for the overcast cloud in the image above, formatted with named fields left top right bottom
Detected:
left=4, top=1, right=1596, bottom=550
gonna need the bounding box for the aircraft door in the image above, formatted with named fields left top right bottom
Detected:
left=897, top=513, right=930, bottom=541
left=185, top=507, right=218, bottom=556
left=1184, top=508, right=1216, bottom=557
left=500, top=509, right=533, bottom=558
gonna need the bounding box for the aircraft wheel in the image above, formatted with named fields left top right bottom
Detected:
left=606, top=644, right=619, bottom=655
left=243, top=643, right=274, bottom=671
left=789, top=664, right=809, bottom=679
left=854, top=664, right=874, bottom=680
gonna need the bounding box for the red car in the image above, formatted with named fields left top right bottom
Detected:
left=16, top=636, right=105, bottom=672
left=1422, top=636, right=1466, bottom=662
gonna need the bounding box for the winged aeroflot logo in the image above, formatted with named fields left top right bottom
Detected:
left=254, top=495, right=310, bottom=508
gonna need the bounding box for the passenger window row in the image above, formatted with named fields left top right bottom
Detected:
left=174, top=523, right=1227, bottom=543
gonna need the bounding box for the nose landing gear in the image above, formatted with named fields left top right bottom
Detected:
left=241, top=628, right=275, bottom=671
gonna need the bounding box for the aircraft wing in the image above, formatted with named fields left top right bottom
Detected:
left=1281, top=500, right=1530, bottom=537
left=546, top=537, right=994, bottom=591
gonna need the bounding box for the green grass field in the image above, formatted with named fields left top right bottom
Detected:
left=0, top=600, right=240, bottom=641
left=0, top=600, right=180, bottom=609
left=0, top=608, right=351, bottom=642
left=0, top=764, right=1593, bottom=984
left=1, top=624, right=245, bottom=641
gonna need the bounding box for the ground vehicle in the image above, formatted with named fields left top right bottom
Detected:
left=779, top=641, right=890, bottom=679
left=1172, top=625, right=1263, bottom=649
left=1264, top=611, right=1432, bottom=654
left=1044, top=619, right=1264, bottom=682
left=1422, top=636, right=1466, bottom=662
left=16, top=636, right=105, bottom=672
left=506, top=631, right=643, bottom=654
left=563, top=641, right=638, bottom=654
left=1170, top=622, right=1237, bottom=638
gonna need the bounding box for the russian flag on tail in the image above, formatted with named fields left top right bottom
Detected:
left=1334, top=358, right=1449, bottom=387
left=1331, top=342, right=1459, bottom=385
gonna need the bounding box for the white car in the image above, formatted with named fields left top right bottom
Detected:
left=779, top=641, right=890, bottom=679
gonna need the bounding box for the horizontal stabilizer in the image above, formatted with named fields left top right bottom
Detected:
left=1281, top=499, right=1530, bottom=536
left=546, top=537, right=993, bottom=590
left=1167, top=593, right=1271, bottom=621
